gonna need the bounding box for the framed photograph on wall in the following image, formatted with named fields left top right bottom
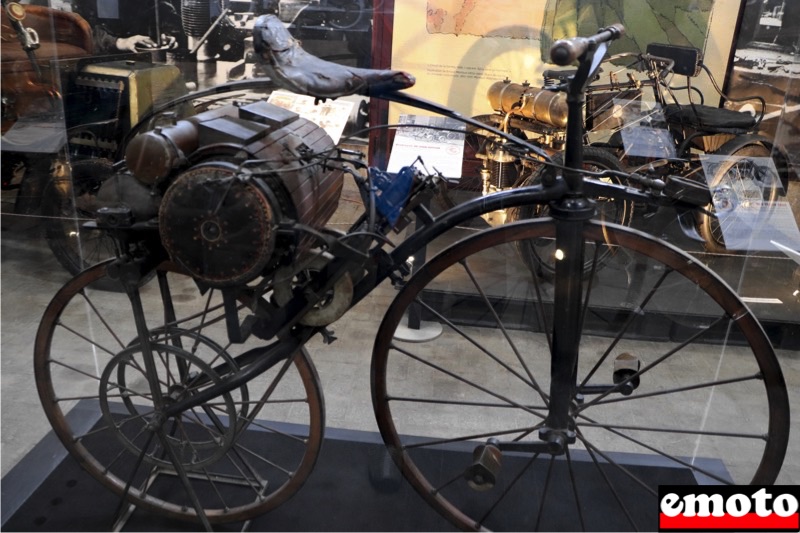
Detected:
left=723, top=0, right=800, bottom=225
left=724, top=0, right=800, bottom=166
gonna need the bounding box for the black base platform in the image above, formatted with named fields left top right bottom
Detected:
left=2, top=403, right=726, bottom=532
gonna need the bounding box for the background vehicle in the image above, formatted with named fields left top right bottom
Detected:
left=2, top=2, right=190, bottom=284
left=3, top=0, right=376, bottom=289
left=469, top=42, right=792, bottom=260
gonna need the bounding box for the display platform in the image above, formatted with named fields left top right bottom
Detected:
left=1, top=401, right=725, bottom=532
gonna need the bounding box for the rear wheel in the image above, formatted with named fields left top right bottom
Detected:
left=697, top=143, right=781, bottom=253
left=372, top=219, right=788, bottom=531
left=34, top=262, right=325, bottom=523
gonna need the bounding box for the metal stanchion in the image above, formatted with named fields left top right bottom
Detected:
left=393, top=195, right=442, bottom=342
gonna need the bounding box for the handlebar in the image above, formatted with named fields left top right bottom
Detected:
left=549, top=24, right=625, bottom=66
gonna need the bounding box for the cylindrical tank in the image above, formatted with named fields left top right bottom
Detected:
left=487, top=80, right=568, bottom=128
left=125, top=120, right=200, bottom=184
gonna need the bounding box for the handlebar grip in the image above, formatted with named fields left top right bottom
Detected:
left=549, top=24, right=626, bottom=65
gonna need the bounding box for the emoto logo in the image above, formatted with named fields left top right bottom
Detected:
left=658, top=486, right=800, bottom=531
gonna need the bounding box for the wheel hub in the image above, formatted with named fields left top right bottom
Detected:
left=98, top=344, right=239, bottom=469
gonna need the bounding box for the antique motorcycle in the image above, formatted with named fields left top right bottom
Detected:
left=33, top=16, right=789, bottom=532
left=469, top=42, right=790, bottom=279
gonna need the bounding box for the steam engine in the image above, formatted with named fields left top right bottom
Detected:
left=118, top=99, right=343, bottom=288
left=477, top=80, right=569, bottom=225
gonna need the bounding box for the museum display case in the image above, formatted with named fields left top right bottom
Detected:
left=1, top=1, right=798, bottom=531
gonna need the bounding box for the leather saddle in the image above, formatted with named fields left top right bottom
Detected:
left=252, top=14, right=415, bottom=99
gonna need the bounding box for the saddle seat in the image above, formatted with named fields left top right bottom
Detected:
left=663, top=103, right=759, bottom=134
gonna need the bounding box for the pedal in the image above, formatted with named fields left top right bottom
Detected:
left=464, top=438, right=502, bottom=491
left=613, top=352, right=641, bottom=395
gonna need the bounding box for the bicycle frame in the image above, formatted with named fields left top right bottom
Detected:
left=125, top=27, right=634, bottom=456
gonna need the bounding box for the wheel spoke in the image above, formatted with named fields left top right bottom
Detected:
left=233, top=442, right=295, bottom=478
left=578, top=313, right=729, bottom=412
left=388, top=396, right=547, bottom=412
left=583, top=444, right=639, bottom=531
left=478, top=452, right=542, bottom=528
left=577, top=419, right=766, bottom=440
left=391, top=342, right=548, bottom=419
left=579, top=267, right=671, bottom=387
left=111, top=430, right=157, bottom=525
left=402, top=425, right=543, bottom=451
left=411, top=298, right=542, bottom=393
left=53, top=322, right=120, bottom=358
left=587, top=372, right=763, bottom=407
left=462, top=257, right=550, bottom=405
left=580, top=420, right=735, bottom=485
left=576, top=432, right=657, bottom=497
left=534, top=455, right=557, bottom=531
left=564, top=447, right=586, bottom=532
left=77, top=291, right=127, bottom=350
left=237, top=417, right=309, bottom=445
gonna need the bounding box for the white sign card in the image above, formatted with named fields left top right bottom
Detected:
left=267, top=90, right=354, bottom=144
left=386, top=115, right=465, bottom=179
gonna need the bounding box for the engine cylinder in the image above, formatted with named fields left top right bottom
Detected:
left=181, top=0, right=211, bottom=37
left=125, top=120, right=199, bottom=184
left=489, top=159, right=518, bottom=189
left=159, top=163, right=278, bottom=286
left=487, top=80, right=568, bottom=128
left=154, top=100, right=344, bottom=287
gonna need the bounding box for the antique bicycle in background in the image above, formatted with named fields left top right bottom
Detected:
left=467, top=39, right=791, bottom=277
left=33, top=17, right=789, bottom=531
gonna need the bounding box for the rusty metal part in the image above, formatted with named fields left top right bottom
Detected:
left=159, top=163, right=277, bottom=287
left=155, top=100, right=344, bottom=287
left=96, top=171, right=162, bottom=221
left=272, top=252, right=354, bottom=327
left=613, top=352, right=641, bottom=394
left=487, top=80, right=568, bottom=128
left=125, top=120, right=200, bottom=184
left=464, top=439, right=502, bottom=491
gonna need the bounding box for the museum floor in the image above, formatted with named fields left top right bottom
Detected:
left=2, top=176, right=799, bottom=530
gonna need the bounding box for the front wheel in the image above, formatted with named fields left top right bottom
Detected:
left=371, top=219, right=788, bottom=531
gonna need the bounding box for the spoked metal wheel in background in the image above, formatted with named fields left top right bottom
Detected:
left=41, top=159, right=121, bottom=290
left=697, top=143, right=781, bottom=253
left=371, top=219, right=788, bottom=531
left=34, top=261, right=325, bottom=525
left=507, top=147, right=634, bottom=280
